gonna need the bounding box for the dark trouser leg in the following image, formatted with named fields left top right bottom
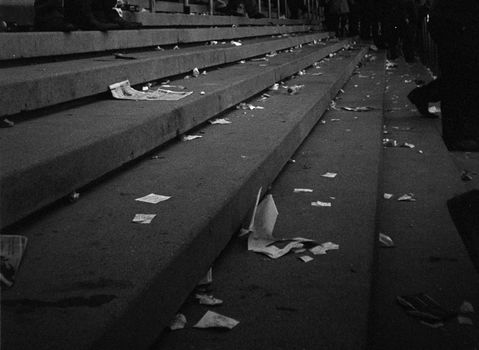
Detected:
left=34, top=0, right=76, bottom=31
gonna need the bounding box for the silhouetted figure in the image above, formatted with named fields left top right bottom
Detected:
left=325, top=0, right=350, bottom=37
left=34, top=0, right=76, bottom=31
left=218, top=0, right=266, bottom=18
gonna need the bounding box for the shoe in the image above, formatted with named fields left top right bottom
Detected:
left=105, top=9, right=142, bottom=29
left=407, top=89, right=438, bottom=118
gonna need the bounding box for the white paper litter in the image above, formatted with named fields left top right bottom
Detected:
left=239, top=188, right=263, bottom=237
left=230, top=40, right=242, bottom=46
left=311, top=201, right=332, bottom=207
left=195, top=294, right=223, bottom=306
left=397, top=193, right=416, bottom=202
left=170, top=313, right=187, bottom=330
left=309, top=242, right=339, bottom=255
left=135, top=193, right=171, bottom=204
left=321, top=172, right=337, bottom=178
left=428, top=106, right=441, bottom=114
left=209, top=118, right=232, bottom=125
left=460, top=301, right=475, bottom=314
left=299, top=255, right=314, bottom=263
left=192, top=67, right=200, bottom=77
left=383, top=193, right=393, bottom=199
left=194, top=311, right=239, bottom=329
left=109, top=80, right=192, bottom=101
left=341, top=106, right=374, bottom=112
left=182, top=135, right=203, bottom=141
left=294, top=188, right=313, bottom=193
left=132, top=214, right=157, bottom=224
left=0, top=235, right=28, bottom=287
left=379, top=233, right=395, bottom=247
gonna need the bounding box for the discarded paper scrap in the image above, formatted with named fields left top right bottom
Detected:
left=294, top=188, right=313, bottom=193
left=239, top=188, right=262, bottom=237
left=397, top=193, right=416, bottom=202
left=209, top=118, right=232, bottom=125
left=310, top=242, right=339, bottom=255
left=299, top=255, right=314, bottom=263
left=321, top=172, right=337, bottom=178
left=170, top=313, right=187, bottom=330
left=183, top=135, right=203, bottom=141
left=383, top=193, right=393, bottom=199
left=428, top=106, right=441, bottom=114
left=195, top=294, right=223, bottom=306
left=132, top=214, right=157, bottom=224
left=0, top=235, right=28, bottom=287
left=397, top=293, right=456, bottom=323
left=194, top=311, right=239, bottom=329
left=135, top=193, right=171, bottom=204
left=341, top=106, right=375, bottom=112
left=379, top=233, right=395, bottom=247
left=109, top=80, right=193, bottom=101
left=311, top=201, right=332, bottom=207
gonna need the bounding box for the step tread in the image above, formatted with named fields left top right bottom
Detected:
left=0, top=39, right=347, bottom=228
left=1, top=45, right=367, bottom=350
left=155, top=51, right=386, bottom=350
left=0, top=32, right=329, bottom=117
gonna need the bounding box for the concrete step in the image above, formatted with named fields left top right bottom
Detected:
left=0, top=39, right=347, bottom=229
left=1, top=32, right=329, bottom=117
left=155, top=51, right=386, bottom=350
left=0, top=45, right=368, bottom=350
left=0, top=24, right=317, bottom=60
left=369, top=59, right=479, bottom=349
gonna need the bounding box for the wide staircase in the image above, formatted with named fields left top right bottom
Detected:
left=1, top=4, right=478, bottom=350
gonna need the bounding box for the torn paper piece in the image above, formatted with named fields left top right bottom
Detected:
left=109, top=80, right=193, bottom=101
left=132, top=214, right=157, bottom=224
left=252, top=194, right=278, bottom=240
left=230, top=40, right=242, bottom=46
left=248, top=236, right=303, bottom=259
left=294, top=188, right=313, bottom=193
left=458, top=316, right=473, bottom=325
left=321, top=172, right=337, bottom=179
left=311, top=201, right=332, bottom=207
left=194, top=311, right=239, bottom=329
left=299, top=256, right=314, bottom=263
left=310, top=242, right=339, bottom=255
left=312, top=72, right=323, bottom=76
left=341, top=106, right=375, bottom=112
left=460, top=301, right=475, bottom=314
left=239, top=188, right=263, bottom=237
left=397, top=293, right=456, bottom=323
left=192, top=67, right=200, bottom=77
left=384, top=193, right=393, bottom=199
left=428, top=106, right=441, bottom=114
left=183, top=135, right=203, bottom=141
left=383, top=138, right=398, bottom=147
left=400, top=142, right=415, bottom=148
left=198, top=268, right=213, bottom=286
left=0, top=235, right=28, bottom=287
left=379, top=233, right=395, bottom=247
left=209, top=118, right=232, bottom=125
left=135, top=193, right=171, bottom=204
left=195, top=294, right=223, bottom=306
left=170, top=314, right=187, bottom=330
left=398, top=193, right=416, bottom=202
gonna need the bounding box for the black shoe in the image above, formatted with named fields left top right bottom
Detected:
left=407, top=89, right=438, bottom=118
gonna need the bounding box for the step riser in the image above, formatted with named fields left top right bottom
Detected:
left=0, top=41, right=346, bottom=229
left=0, top=25, right=317, bottom=60
left=1, top=33, right=328, bottom=117
left=93, top=46, right=368, bottom=350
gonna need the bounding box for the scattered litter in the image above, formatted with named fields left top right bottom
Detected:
left=299, top=256, right=314, bottom=263
left=321, top=172, right=337, bottom=178
left=192, top=67, right=200, bottom=77
left=298, top=69, right=306, bottom=76
left=114, top=52, right=136, bottom=60
left=461, top=170, right=476, bottom=182
left=198, top=268, right=213, bottom=286
left=173, top=45, right=179, bottom=50
left=398, top=193, right=416, bottom=202
left=237, top=102, right=263, bottom=110
left=210, top=40, right=218, bottom=45
left=369, top=44, right=378, bottom=51
left=457, top=315, right=473, bottom=325
left=330, top=100, right=338, bottom=110
left=342, top=106, right=375, bottom=112
left=109, top=80, right=193, bottom=101
left=69, top=191, right=80, bottom=202
left=266, top=51, right=277, bottom=57
left=239, top=60, right=246, bottom=64
left=132, top=214, right=156, bottom=224
left=251, top=57, right=268, bottom=62
left=0, top=118, right=14, bottom=128
left=0, top=235, right=28, bottom=287
left=155, top=46, right=164, bottom=51
left=397, top=293, right=456, bottom=324
left=294, top=188, right=313, bottom=193
left=195, top=294, right=223, bottom=306
left=312, top=72, right=323, bottom=76
left=270, top=83, right=280, bottom=91
left=310, top=242, right=339, bottom=255
left=460, top=301, right=475, bottom=314
left=184, top=75, right=191, bottom=79
left=194, top=311, right=239, bottom=329
left=287, top=85, right=304, bottom=95
left=200, top=91, right=205, bottom=95
left=202, top=70, right=207, bottom=75
left=383, top=193, right=393, bottom=199
left=230, top=40, right=242, bottom=46
left=391, top=126, right=412, bottom=131
left=385, top=61, right=398, bottom=70
left=170, top=313, right=187, bottom=330
left=428, top=106, right=441, bottom=114
left=379, top=233, right=395, bottom=247
left=209, top=118, right=232, bottom=125
left=135, top=193, right=171, bottom=204
left=330, top=118, right=341, bottom=121
left=183, top=135, right=203, bottom=141
left=404, top=79, right=413, bottom=83
left=401, top=142, right=415, bottom=148
left=311, top=201, right=331, bottom=207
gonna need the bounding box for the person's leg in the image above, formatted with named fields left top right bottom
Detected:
left=64, top=0, right=119, bottom=30
left=34, top=0, right=76, bottom=31
left=407, top=78, right=441, bottom=118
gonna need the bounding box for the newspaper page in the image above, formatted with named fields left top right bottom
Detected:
left=109, top=80, right=193, bottom=101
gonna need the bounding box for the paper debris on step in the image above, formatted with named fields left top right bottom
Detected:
left=230, top=40, right=242, bottom=46
left=299, top=256, right=314, bottom=263
left=457, top=315, right=473, bottom=325
left=400, top=142, right=415, bottom=148
left=287, top=85, right=304, bottom=95
left=459, top=301, right=475, bottom=314
left=135, top=193, right=171, bottom=204
left=183, top=135, right=203, bottom=141
left=294, top=188, right=313, bottom=193
left=192, top=67, right=200, bottom=77
left=311, top=201, right=331, bottom=207
left=379, top=233, right=395, bottom=247
left=237, top=102, right=263, bottom=110
left=132, top=214, right=157, bottom=224
left=309, top=242, right=339, bottom=255
left=341, top=106, right=375, bottom=112
left=428, top=106, right=441, bottom=114
left=0, top=235, right=28, bottom=288
left=209, top=118, right=232, bottom=125
left=114, top=53, right=136, bottom=60
left=109, top=80, right=192, bottom=101
left=397, top=293, right=456, bottom=323
left=198, top=268, right=213, bottom=286
left=321, top=172, right=337, bottom=179
left=195, top=294, right=223, bottom=306
left=398, top=193, right=416, bottom=202
left=248, top=236, right=303, bottom=259
left=384, top=193, right=393, bottom=199
left=239, top=188, right=262, bottom=237
left=170, top=313, right=187, bottom=330
left=194, top=311, right=239, bottom=329
left=250, top=194, right=278, bottom=240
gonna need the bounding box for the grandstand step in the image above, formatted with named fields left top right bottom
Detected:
left=0, top=39, right=348, bottom=229
left=155, top=51, right=386, bottom=350
left=1, top=32, right=329, bottom=117
left=0, top=24, right=318, bottom=61
left=1, top=45, right=368, bottom=350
